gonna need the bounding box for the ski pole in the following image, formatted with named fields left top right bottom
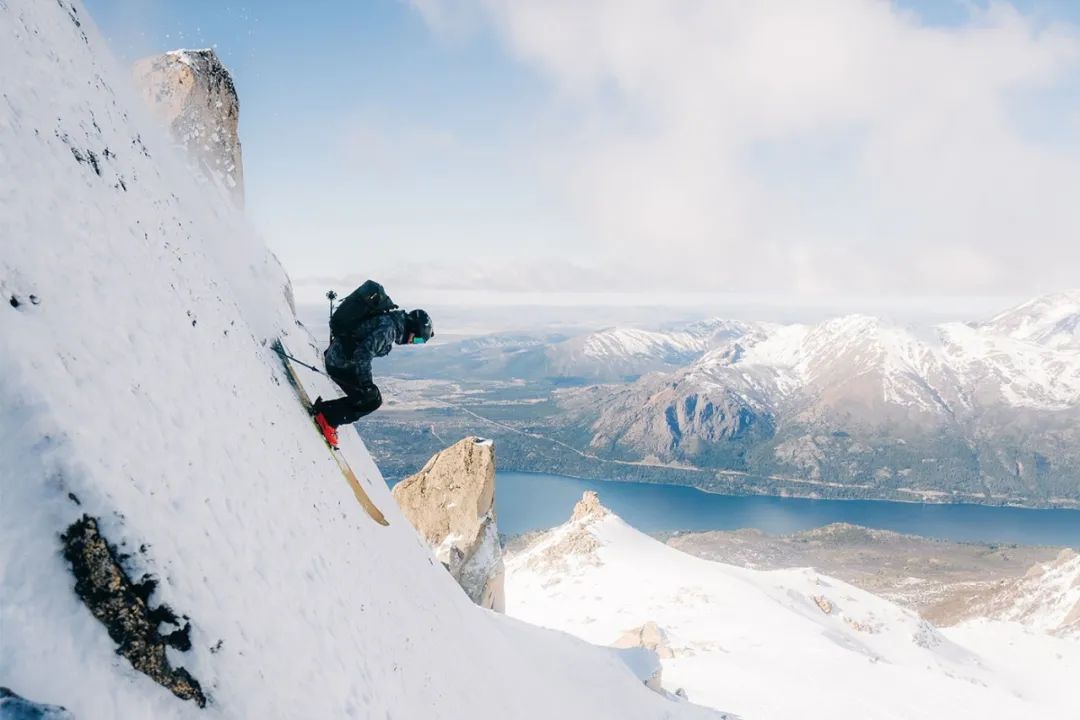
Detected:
left=271, top=345, right=326, bottom=376
left=326, top=290, right=337, bottom=333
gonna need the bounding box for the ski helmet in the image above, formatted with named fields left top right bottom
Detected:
left=407, top=309, right=434, bottom=342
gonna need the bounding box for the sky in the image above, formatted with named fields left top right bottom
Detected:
left=84, top=0, right=1080, bottom=315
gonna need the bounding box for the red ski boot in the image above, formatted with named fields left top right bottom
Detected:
left=313, top=412, right=339, bottom=449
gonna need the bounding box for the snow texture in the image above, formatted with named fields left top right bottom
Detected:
left=506, top=498, right=1080, bottom=720
left=0, top=3, right=718, bottom=718
left=0, top=688, right=74, bottom=720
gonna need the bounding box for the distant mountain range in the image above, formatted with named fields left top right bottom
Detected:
left=387, top=291, right=1080, bottom=505
left=391, top=318, right=758, bottom=382
left=556, top=290, right=1080, bottom=504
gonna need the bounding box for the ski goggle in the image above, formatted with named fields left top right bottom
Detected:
left=411, top=336, right=428, bottom=344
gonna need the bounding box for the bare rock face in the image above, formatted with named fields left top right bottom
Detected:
left=613, top=621, right=675, bottom=659
left=571, top=490, right=609, bottom=522
left=393, top=437, right=505, bottom=612
left=509, top=492, right=608, bottom=579
left=133, top=49, right=244, bottom=205
left=60, top=516, right=205, bottom=707
left=813, top=595, right=834, bottom=615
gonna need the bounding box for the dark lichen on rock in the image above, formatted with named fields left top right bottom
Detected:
left=60, top=515, right=206, bottom=707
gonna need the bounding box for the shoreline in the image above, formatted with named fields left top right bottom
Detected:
left=494, top=469, right=1080, bottom=547
left=496, top=466, right=1080, bottom=512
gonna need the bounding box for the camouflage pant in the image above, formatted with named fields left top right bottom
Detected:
left=319, top=339, right=383, bottom=427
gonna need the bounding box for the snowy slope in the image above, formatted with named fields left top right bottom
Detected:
left=982, top=289, right=1080, bottom=350
left=0, top=3, right=717, bottom=718
left=571, top=321, right=752, bottom=365
left=506, top=498, right=1080, bottom=720
left=675, top=315, right=960, bottom=414
left=939, top=318, right=1080, bottom=410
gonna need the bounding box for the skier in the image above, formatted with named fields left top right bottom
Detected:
left=311, top=280, right=433, bottom=448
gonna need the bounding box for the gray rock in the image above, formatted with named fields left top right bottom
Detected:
left=613, top=620, right=675, bottom=659
left=133, top=49, right=244, bottom=205
left=393, top=437, right=505, bottom=611
left=60, top=516, right=205, bottom=707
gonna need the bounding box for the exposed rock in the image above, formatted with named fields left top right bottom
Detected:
left=613, top=621, right=675, bottom=659
left=133, top=49, right=244, bottom=205
left=844, top=616, right=877, bottom=634
left=60, top=516, right=205, bottom=707
left=571, top=490, right=609, bottom=522
left=393, top=437, right=505, bottom=611
left=813, top=595, right=833, bottom=615
left=512, top=492, right=610, bottom=578
left=0, top=688, right=74, bottom=719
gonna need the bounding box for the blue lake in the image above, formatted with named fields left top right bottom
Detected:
left=495, top=471, right=1080, bottom=547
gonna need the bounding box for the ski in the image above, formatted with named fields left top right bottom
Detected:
left=272, top=340, right=389, bottom=527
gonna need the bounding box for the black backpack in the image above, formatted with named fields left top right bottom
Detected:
left=330, top=280, right=398, bottom=337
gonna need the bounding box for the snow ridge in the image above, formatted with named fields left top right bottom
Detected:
left=507, top=496, right=1080, bottom=720
left=683, top=294, right=1080, bottom=413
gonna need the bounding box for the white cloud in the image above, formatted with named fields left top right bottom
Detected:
left=409, top=0, right=1080, bottom=298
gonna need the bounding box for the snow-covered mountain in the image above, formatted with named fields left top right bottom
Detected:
left=981, top=289, right=1080, bottom=351
left=560, top=294, right=1080, bottom=504
left=391, top=319, right=760, bottom=382
left=389, top=332, right=570, bottom=381
left=506, top=493, right=1080, bottom=720
left=544, top=320, right=758, bottom=381
left=0, top=3, right=719, bottom=717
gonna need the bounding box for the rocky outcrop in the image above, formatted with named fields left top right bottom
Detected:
left=60, top=516, right=205, bottom=707
left=613, top=621, right=675, bottom=659
left=571, top=490, right=609, bottom=522
left=133, top=49, right=244, bottom=205
left=393, top=438, right=505, bottom=611
left=513, top=492, right=610, bottom=577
